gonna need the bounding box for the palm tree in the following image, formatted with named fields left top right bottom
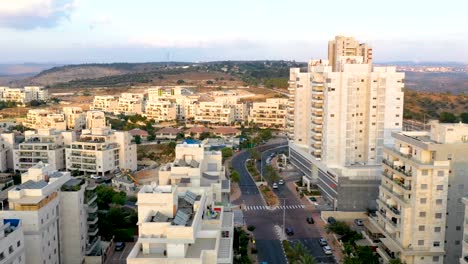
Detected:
left=294, top=254, right=318, bottom=264
left=292, top=242, right=308, bottom=260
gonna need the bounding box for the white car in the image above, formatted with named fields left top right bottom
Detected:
left=90, top=175, right=102, bottom=180
left=272, top=183, right=278, bottom=189
left=278, top=179, right=284, bottom=185
left=322, top=245, right=332, bottom=255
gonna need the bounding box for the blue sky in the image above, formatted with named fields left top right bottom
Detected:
left=0, top=0, right=467, bottom=63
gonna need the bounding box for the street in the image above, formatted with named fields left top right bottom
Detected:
left=231, top=139, right=336, bottom=264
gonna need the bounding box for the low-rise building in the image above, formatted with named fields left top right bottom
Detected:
left=158, top=142, right=229, bottom=204
left=0, top=86, right=48, bottom=104
left=14, top=129, right=75, bottom=172
left=249, top=98, right=288, bottom=128
left=65, top=127, right=137, bottom=176
left=23, top=109, right=67, bottom=130
left=155, top=127, right=182, bottom=140
left=185, top=126, right=213, bottom=139
left=91, top=96, right=118, bottom=112
left=86, top=110, right=106, bottom=129
left=145, top=100, right=177, bottom=121
left=0, top=133, right=15, bottom=172
left=195, top=101, right=235, bottom=125
left=129, top=128, right=149, bottom=141
left=126, top=185, right=233, bottom=264
left=117, top=97, right=143, bottom=115
left=212, top=127, right=241, bottom=138
left=63, top=107, right=86, bottom=130
left=461, top=197, right=468, bottom=264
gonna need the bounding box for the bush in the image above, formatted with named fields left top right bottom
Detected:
left=250, top=248, right=257, bottom=254
left=247, top=225, right=256, bottom=232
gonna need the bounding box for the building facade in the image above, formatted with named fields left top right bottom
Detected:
left=0, top=218, right=25, bottom=264
left=248, top=98, right=288, bottom=128
left=91, top=96, right=118, bottom=113
left=13, top=129, right=75, bottom=172
left=85, top=111, right=106, bottom=129
left=63, top=107, right=86, bottom=131
left=65, top=128, right=137, bottom=176
left=23, top=109, right=67, bottom=131
left=145, top=101, right=177, bottom=121
left=366, top=121, right=468, bottom=264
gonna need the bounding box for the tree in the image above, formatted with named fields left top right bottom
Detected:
left=112, top=191, right=127, bottom=205
left=326, top=221, right=351, bottom=236
left=199, top=132, right=212, bottom=140
left=295, top=254, right=318, bottom=264
left=439, top=112, right=457, bottom=123
left=177, top=79, right=185, bottom=85
left=231, top=171, right=240, bottom=183
left=265, top=165, right=280, bottom=182
left=221, top=147, right=233, bottom=161
left=134, top=135, right=142, bottom=144
left=249, top=149, right=261, bottom=161
left=206, top=80, right=214, bottom=85
left=460, top=112, right=468, bottom=124
left=389, top=259, right=406, bottom=264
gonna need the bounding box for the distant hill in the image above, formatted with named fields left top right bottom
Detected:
left=404, top=90, right=468, bottom=121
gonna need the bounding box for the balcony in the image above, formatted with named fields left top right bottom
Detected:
left=86, top=193, right=98, bottom=205
left=377, top=199, right=400, bottom=215
left=380, top=185, right=409, bottom=205
left=385, top=147, right=434, bottom=167
left=86, top=236, right=100, bottom=255
left=88, top=225, right=99, bottom=236
left=87, top=202, right=98, bottom=214
left=87, top=213, right=98, bottom=225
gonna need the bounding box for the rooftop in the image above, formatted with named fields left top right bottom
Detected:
left=157, top=127, right=182, bottom=134
left=15, top=180, right=47, bottom=190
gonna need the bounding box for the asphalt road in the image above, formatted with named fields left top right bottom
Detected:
left=231, top=140, right=336, bottom=264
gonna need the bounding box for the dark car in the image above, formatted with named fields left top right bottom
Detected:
left=327, top=217, right=337, bottom=224
left=285, top=227, right=294, bottom=236
left=115, top=242, right=126, bottom=251
left=309, top=197, right=317, bottom=202
left=306, top=217, right=315, bottom=224
left=318, top=237, right=328, bottom=246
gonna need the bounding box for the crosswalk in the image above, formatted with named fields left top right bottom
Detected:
left=244, top=204, right=305, bottom=211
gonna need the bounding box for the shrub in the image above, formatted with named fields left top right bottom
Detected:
left=247, top=225, right=256, bottom=232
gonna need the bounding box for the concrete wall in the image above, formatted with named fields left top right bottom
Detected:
left=321, top=211, right=367, bottom=222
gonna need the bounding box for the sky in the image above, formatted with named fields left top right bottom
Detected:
left=0, top=0, right=467, bottom=64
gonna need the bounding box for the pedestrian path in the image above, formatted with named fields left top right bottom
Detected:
left=244, top=204, right=305, bottom=211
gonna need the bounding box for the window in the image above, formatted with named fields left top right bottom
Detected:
left=435, top=213, right=442, bottom=219
left=456, top=226, right=461, bottom=231
left=436, top=199, right=443, bottom=205
left=17, top=241, right=21, bottom=247
left=433, top=241, right=440, bottom=247
left=436, top=185, right=443, bottom=191
left=419, top=225, right=425, bottom=231
left=433, top=256, right=440, bottom=262
left=434, top=227, right=441, bottom=232
left=420, top=212, right=426, bottom=217
left=420, top=198, right=427, bottom=204
left=418, top=240, right=424, bottom=246
left=0, top=253, right=4, bottom=260
left=9, top=245, right=13, bottom=253
left=421, top=184, right=428, bottom=190
left=437, top=171, right=444, bottom=177
left=455, top=240, right=460, bottom=245
left=422, top=170, right=428, bottom=176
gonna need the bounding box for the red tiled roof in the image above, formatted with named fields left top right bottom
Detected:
left=129, top=128, right=149, bottom=137
left=158, top=127, right=182, bottom=134
left=213, top=127, right=240, bottom=135
left=185, top=126, right=213, bottom=134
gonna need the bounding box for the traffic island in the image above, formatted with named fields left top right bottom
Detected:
left=259, top=185, right=279, bottom=207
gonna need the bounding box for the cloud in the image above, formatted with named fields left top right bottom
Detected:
left=89, top=15, right=112, bottom=30
left=0, top=0, right=78, bottom=29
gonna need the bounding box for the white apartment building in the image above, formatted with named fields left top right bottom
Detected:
left=0, top=218, right=25, bottom=264
left=175, top=96, right=200, bottom=120
left=328, top=35, right=372, bottom=71
left=23, top=109, right=67, bottom=131
left=195, top=101, right=235, bottom=125
left=65, top=127, right=137, bottom=176
left=0, top=86, right=48, bottom=104
left=126, top=185, right=233, bottom=264
left=145, top=100, right=177, bottom=121
left=213, top=97, right=248, bottom=122
left=117, top=97, right=143, bottom=115
left=63, top=107, right=86, bottom=130
left=461, top=197, right=468, bottom=264
left=0, top=133, right=15, bottom=172
left=14, top=129, right=75, bottom=172
left=365, top=121, right=468, bottom=264
left=159, top=143, right=230, bottom=204
left=147, top=86, right=183, bottom=102
left=0, top=163, right=101, bottom=264
left=288, top=36, right=405, bottom=211
left=86, top=110, right=106, bottom=129
left=248, top=98, right=288, bottom=128
left=91, top=96, right=118, bottom=113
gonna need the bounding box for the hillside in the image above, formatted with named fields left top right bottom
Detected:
left=404, top=90, right=468, bottom=121
left=404, top=72, right=468, bottom=94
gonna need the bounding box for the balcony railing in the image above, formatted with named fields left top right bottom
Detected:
left=378, top=199, right=400, bottom=215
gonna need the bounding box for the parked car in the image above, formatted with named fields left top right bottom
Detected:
left=285, top=227, right=294, bottom=236
left=354, top=219, right=364, bottom=226
left=278, top=179, right=284, bottom=185
left=322, top=245, right=332, bottom=255
left=306, top=217, right=315, bottom=224
left=318, top=237, right=327, bottom=246
left=272, top=183, right=278, bottom=189
left=90, top=175, right=102, bottom=180
left=327, top=217, right=337, bottom=224
left=115, top=242, right=126, bottom=251
left=309, top=197, right=317, bottom=202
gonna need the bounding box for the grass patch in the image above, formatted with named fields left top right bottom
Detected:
left=259, top=185, right=278, bottom=206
